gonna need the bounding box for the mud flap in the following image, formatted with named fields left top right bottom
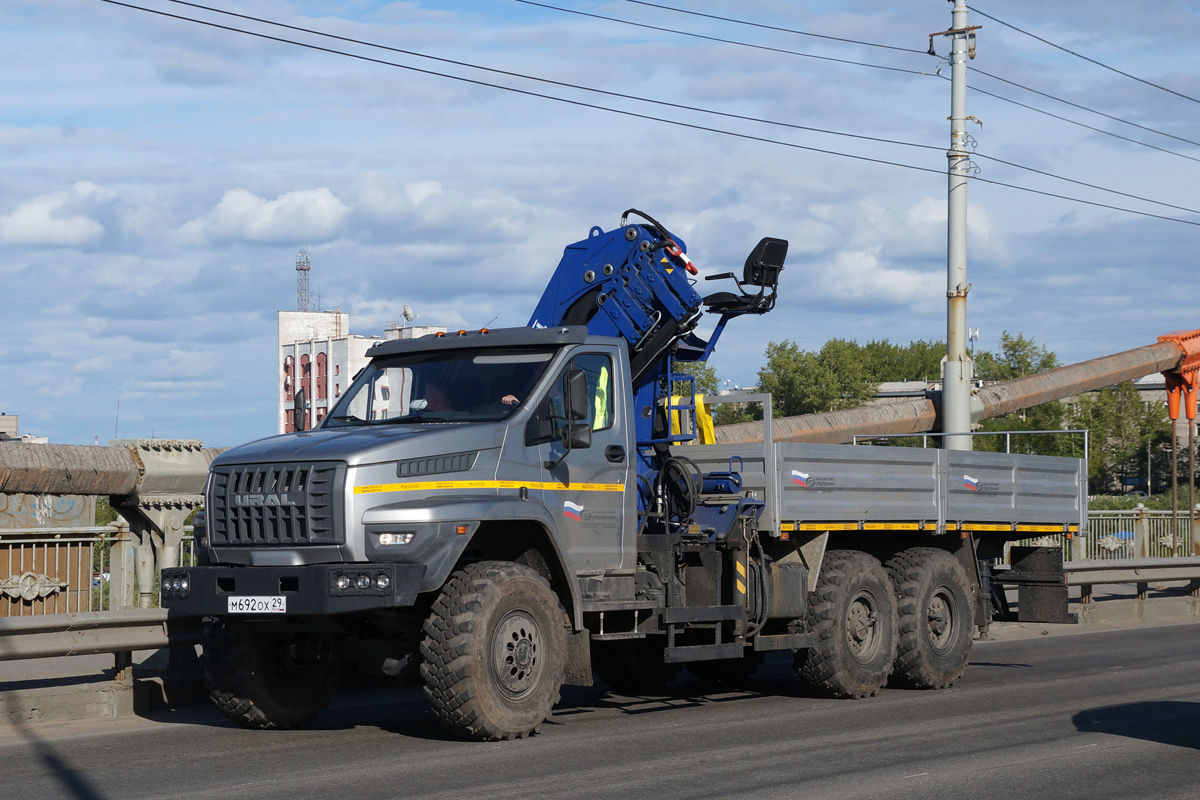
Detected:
left=562, top=628, right=594, bottom=686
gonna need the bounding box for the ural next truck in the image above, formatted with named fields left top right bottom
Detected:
left=163, top=210, right=1084, bottom=740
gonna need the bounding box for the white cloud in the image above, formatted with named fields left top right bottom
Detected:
left=0, top=181, right=110, bottom=246
left=813, top=247, right=943, bottom=307
left=180, top=187, right=349, bottom=244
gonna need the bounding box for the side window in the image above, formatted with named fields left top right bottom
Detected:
left=525, top=352, right=614, bottom=445
left=573, top=353, right=613, bottom=431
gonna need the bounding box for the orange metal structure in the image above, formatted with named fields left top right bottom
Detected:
left=1159, top=329, right=1200, bottom=422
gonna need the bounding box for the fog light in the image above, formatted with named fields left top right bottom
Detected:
left=356, top=574, right=372, bottom=590
left=180, top=577, right=190, bottom=593
left=172, top=578, right=182, bottom=592
left=336, top=574, right=351, bottom=590
left=376, top=573, right=391, bottom=590
left=378, top=532, right=414, bottom=546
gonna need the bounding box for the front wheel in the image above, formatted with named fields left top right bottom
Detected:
left=421, top=561, right=567, bottom=740
left=795, top=550, right=897, bottom=698
left=200, top=617, right=339, bottom=729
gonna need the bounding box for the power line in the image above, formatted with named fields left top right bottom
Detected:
left=618, top=0, right=1200, bottom=150
left=168, top=0, right=1200, bottom=214
left=972, top=150, right=1200, bottom=216
left=165, top=0, right=939, bottom=153
left=514, top=1, right=932, bottom=78
left=969, top=6, right=1200, bottom=106
left=972, top=67, right=1200, bottom=150
left=527, top=0, right=1200, bottom=167
left=100, top=0, right=1200, bottom=229
left=965, top=79, right=1200, bottom=165
left=621, top=0, right=928, bottom=55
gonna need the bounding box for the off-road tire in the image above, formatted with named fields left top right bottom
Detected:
left=421, top=561, right=567, bottom=741
left=688, top=651, right=764, bottom=686
left=795, top=550, right=897, bottom=698
left=885, top=547, right=974, bottom=689
left=593, top=637, right=679, bottom=693
left=200, top=617, right=339, bottom=729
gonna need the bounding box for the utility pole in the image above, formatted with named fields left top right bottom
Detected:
left=937, top=0, right=979, bottom=451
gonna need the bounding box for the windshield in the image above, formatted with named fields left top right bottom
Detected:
left=322, top=347, right=557, bottom=427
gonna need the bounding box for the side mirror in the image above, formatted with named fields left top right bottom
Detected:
left=742, top=237, right=788, bottom=289
left=293, top=387, right=308, bottom=432
left=562, top=423, right=592, bottom=450
left=565, top=369, right=589, bottom=421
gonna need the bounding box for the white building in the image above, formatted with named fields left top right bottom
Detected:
left=278, top=312, right=445, bottom=433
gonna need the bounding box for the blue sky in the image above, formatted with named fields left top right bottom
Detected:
left=3, top=0, right=1199, bottom=446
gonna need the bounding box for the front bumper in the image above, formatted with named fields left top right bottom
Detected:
left=160, top=563, right=427, bottom=616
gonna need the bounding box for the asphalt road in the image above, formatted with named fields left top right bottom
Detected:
left=2, top=623, right=1197, bottom=800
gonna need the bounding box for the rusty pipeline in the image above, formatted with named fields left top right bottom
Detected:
left=716, top=339, right=1191, bottom=445
left=0, top=443, right=225, bottom=497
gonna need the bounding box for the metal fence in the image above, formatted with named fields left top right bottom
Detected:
left=1013, top=508, right=1196, bottom=562
left=0, top=524, right=195, bottom=616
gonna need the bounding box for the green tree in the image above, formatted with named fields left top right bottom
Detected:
left=1069, top=381, right=1171, bottom=492
left=860, top=338, right=945, bottom=383
left=974, top=332, right=1069, bottom=455
left=757, top=338, right=875, bottom=416
left=974, top=331, right=1058, bottom=381
left=96, top=496, right=119, bottom=526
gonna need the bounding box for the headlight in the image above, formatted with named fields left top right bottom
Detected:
left=336, top=574, right=351, bottom=590
left=376, top=573, right=391, bottom=590
left=378, top=532, right=414, bottom=546
left=356, top=574, right=372, bottom=590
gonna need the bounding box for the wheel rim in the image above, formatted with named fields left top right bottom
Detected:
left=269, top=634, right=317, bottom=683
left=490, top=608, right=543, bottom=701
left=845, top=590, right=882, bottom=664
left=927, top=588, right=957, bottom=654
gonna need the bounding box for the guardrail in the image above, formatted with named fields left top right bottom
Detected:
left=0, top=609, right=201, bottom=662
left=1064, top=557, right=1200, bottom=603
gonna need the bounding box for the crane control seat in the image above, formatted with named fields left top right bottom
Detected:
left=701, top=237, right=789, bottom=318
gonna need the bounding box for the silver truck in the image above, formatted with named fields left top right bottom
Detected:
left=162, top=215, right=1084, bottom=740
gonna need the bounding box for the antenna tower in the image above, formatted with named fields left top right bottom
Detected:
left=295, top=249, right=312, bottom=311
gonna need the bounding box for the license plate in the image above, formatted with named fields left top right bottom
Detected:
left=227, top=596, right=287, bottom=614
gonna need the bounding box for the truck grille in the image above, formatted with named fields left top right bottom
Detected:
left=207, top=462, right=345, bottom=546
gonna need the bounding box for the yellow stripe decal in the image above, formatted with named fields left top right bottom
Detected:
left=1016, top=524, right=1065, bottom=533
left=798, top=522, right=859, bottom=531
left=923, top=523, right=938, bottom=531
left=354, top=479, right=625, bottom=495
left=780, top=523, right=797, bottom=532
left=962, top=524, right=1014, bottom=532
left=735, top=560, right=746, bottom=577
left=863, top=523, right=920, bottom=531
left=736, top=580, right=746, bottom=594
left=1068, top=525, right=1079, bottom=532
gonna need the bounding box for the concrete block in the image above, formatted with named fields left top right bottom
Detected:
left=1141, top=597, right=1199, bottom=621
left=0, top=681, right=132, bottom=726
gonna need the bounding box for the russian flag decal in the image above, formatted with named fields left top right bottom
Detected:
left=964, top=475, right=979, bottom=491
left=563, top=501, right=585, bottom=521
left=791, top=470, right=809, bottom=487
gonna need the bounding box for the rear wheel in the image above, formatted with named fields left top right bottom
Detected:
left=421, top=561, right=567, bottom=740
left=200, top=617, right=339, bottom=729
left=795, top=550, right=897, bottom=698
left=885, top=547, right=973, bottom=689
